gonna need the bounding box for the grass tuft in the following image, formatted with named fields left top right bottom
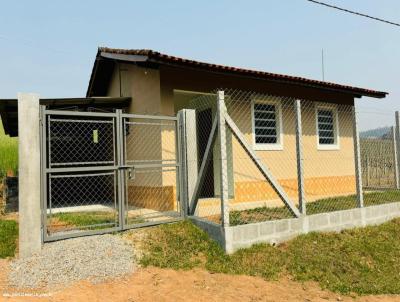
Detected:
left=52, top=211, right=117, bottom=228
left=48, top=212, right=145, bottom=232
left=0, top=219, right=18, bottom=258
left=0, top=120, right=18, bottom=179
left=140, top=221, right=228, bottom=270
left=286, top=220, right=400, bottom=294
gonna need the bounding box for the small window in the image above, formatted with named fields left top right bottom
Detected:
left=316, top=105, right=339, bottom=150
left=252, top=100, right=283, bottom=150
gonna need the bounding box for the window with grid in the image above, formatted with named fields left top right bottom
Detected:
left=252, top=101, right=282, bottom=150
left=317, top=108, right=337, bottom=146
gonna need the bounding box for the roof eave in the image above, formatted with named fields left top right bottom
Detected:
left=86, top=50, right=102, bottom=97
left=100, top=52, right=148, bottom=62
left=88, top=49, right=388, bottom=99
left=146, top=56, right=388, bottom=99
left=86, top=50, right=149, bottom=97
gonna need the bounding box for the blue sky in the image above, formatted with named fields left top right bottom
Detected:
left=0, top=0, right=399, bottom=130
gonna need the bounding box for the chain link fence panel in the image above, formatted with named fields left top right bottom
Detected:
left=358, top=109, right=400, bottom=208
left=301, top=101, right=359, bottom=214
left=123, top=116, right=182, bottom=226
left=186, top=93, right=223, bottom=224
left=45, top=113, right=119, bottom=237
left=224, top=89, right=298, bottom=225
left=187, top=89, right=392, bottom=226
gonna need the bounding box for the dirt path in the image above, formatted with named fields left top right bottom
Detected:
left=0, top=260, right=398, bottom=302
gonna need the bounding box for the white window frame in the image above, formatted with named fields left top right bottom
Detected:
left=251, top=98, right=283, bottom=151
left=315, top=103, right=340, bottom=150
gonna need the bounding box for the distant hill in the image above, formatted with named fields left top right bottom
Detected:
left=360, top=126, right=391, bottom=139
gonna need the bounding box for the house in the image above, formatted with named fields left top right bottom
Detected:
left=1, top=47, right=391, bottom=255
left=1, top=48, right=388, bottom=216
left=84, top=47, right=387, bottom=213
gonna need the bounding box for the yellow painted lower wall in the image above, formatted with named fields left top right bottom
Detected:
left=127, top=186, right=176, bottom=211
left=233, top=175, right=356, bottom=205
left=126, top=175, right=356, bottom=212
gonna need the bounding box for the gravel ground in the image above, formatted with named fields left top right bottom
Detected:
left=8, top=234, right=135, bottom=289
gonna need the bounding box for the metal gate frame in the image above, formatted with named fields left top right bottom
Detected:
left=41, top=107, right=184, bottom=242
left=119, top=112, right=185, bottom=230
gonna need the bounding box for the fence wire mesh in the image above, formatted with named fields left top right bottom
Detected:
left=47, top=171, right=118, bottom=235
left=42, top=92, right=400, bottom=235
left=123, top=116, right=182, bottom=226
left=48, top=117, right=115, bottom=167
left=187, top=93, right=223, bottom=224
left=301, top=101, right=359, bottom=214
left=358, top=109, right=400, bottom=207
left=187, top=90, right=300, bottom=225
left=187, top=89, right=390, bottom=226
left=44, top=111, right=183, bottom=238
left=45, top=113, right=119, bottom=236
left=224, top=90, right=298, bottom=225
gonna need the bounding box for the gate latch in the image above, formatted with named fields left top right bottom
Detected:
left=128, top=167, right=135, bottom=180
left=119, top=165, right=135, bottom=180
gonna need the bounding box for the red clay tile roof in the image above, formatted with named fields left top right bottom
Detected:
left=91, top=47, right=387, bottom=99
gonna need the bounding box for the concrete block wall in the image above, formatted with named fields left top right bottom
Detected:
left=190, top=216, right=226, bottom=248
left=191, top=202, right=400, bottom=254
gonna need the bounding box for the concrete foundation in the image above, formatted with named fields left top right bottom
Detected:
left=190, top=216, right=226, bottom=248
left=191, top=202, right=400, bottom=254
left=18, top=93, right=42, bottom=258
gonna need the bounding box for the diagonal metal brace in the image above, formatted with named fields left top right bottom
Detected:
left=224, top=113, right=301, bottom=218
left=189, top=115, right=218, bottom=215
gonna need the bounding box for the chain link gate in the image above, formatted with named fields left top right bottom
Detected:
left=120, top=113, right=183, bottom=229
left=41, top=108, right=183, bottom=241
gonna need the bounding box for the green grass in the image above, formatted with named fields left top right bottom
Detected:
left=0, top=120, right=18, bottom=179
left=230, top=205, right=293, bottom=225
left=308, top=190, right=400, bottom=214
left=50, top=211, right=145, bottom=231
left=0, top=219, right=18, bottom=258
left=284, top=222, right=400, bottom=295
left=51, top=211, right=117, bottom=229
left=140, top=219, right=400, bottom=295
left=230, top=190, right=400, bottom=225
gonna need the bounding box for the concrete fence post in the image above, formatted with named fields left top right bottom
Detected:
left=395, top=111, right=400, bottom=189
left=178, top=109, right=198, bottom=216
left=217, top=91, right=229, bottom=227
left=352, top=106, right=364, bottom=208
left=177, top=110, right=186, bottom=216
left=294, top=99, right=306, bottom=215
left=392, top=125, right=400, bottom=189
left=18, top=93, right=42, bottom=258
left=115, top=109, right=125, bottom=230
left=365, top=154, right=370, bottom=187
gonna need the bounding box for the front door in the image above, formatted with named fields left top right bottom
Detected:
left=197, top=108, right=215, bottom=198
